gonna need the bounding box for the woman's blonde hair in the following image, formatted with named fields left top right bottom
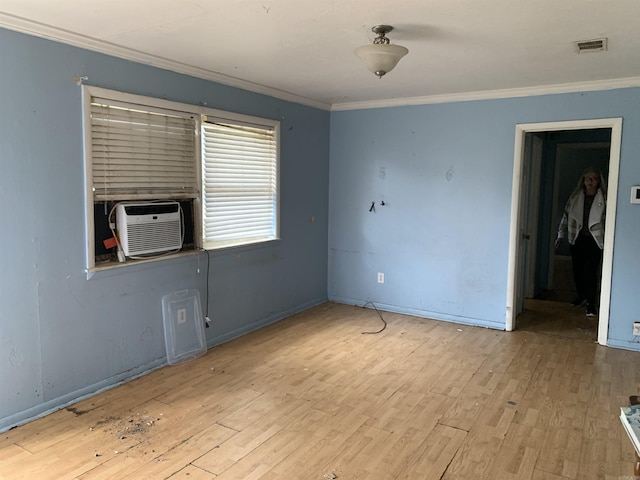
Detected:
left=571, top=166, right=607, bottom=199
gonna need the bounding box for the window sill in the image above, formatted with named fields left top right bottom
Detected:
left=85, top=249, right=202, bottom=280
left=203, top=236, right=280, bottom=252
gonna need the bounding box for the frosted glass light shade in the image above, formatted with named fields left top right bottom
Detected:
left=354, top=43, right=409, bottom=77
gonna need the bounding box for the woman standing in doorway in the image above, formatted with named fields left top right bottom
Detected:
left=555, top=167, right=606, bottom=317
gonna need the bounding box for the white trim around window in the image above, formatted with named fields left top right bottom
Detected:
left=82, top=86, right=280, bottom=274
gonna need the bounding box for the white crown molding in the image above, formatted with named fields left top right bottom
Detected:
left=331, top=77, right=640, bottom=111
left=0, top=13, right=332, bottom=111
left=4, top=13, right=640, bottom=113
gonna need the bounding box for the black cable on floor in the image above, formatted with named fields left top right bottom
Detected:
left=361, top=301, right=387, bottom=334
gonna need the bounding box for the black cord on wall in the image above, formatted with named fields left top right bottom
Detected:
left=202, top=248, right=211, bottom=328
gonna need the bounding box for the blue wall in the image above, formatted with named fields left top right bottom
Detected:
left=0, top=28, right=330, bottom=431
left=329, top=91, right=640, bottom=344
left=4, top=23, right=640, bottom=433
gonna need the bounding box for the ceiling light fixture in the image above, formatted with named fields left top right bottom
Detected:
left=354, top=25, right=408, bottom=78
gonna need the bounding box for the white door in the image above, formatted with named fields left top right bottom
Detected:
left=514, top=134, right=542, bottom=317
left=525, top=136, right=543, bottom=299
left=514, top=134, right=532, bottom=317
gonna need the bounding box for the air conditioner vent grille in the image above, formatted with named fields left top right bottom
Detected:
left=126, top=220, right=182, bottom=254
left=116, top=202, right=183, bottom=257
left=575, top=38, right=608, bottom=53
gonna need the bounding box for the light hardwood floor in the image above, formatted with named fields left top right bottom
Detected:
left=1, top=302, right=639, bottom=479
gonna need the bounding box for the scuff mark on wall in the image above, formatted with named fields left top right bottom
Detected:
left=139, top=326, right=153, bottom=344
left=66, top=275, right=87, bottom=311
left=9, top=348, right=23, bottom=367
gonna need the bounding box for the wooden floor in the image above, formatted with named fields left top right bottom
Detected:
left=517, top=298, right=599, bottom=342
left=1, top=301, right=639, bottom=479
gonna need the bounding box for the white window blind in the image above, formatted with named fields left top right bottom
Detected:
left=90, top=100, right=197, bottom=201
left=202, top=118, right=279, bottom=249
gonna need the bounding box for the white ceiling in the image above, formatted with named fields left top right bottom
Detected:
left=2, top=0, right=640, bottom=110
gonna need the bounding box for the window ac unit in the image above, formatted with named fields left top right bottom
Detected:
left=116, top=202, right=182, bottom=257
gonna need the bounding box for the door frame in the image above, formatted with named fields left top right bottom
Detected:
left=506, top=118, right=622, bottom=345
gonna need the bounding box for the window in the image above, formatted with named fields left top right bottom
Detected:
left=201, top=116, right=279, bottom=249
left=83, top=86, right=280, bottom=272
left=89, top=99, right=198, bottom=201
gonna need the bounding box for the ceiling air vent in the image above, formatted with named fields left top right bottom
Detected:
left=575, top=38, right=608, bottom=53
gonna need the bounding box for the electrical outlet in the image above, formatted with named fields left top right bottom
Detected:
left=377, top=272, right=384, bottom=284
left=177, top=308, right=187, bottom=325
left=633, top=322, right=640, bottom=336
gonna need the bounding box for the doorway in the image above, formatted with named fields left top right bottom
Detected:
left=506, top=118, right=622, bottom=345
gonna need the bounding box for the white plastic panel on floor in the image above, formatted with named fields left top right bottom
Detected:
left=162, top=289, right=207, bottom=365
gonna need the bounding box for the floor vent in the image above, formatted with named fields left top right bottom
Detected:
left=575, top=38, right=608, bottom=53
